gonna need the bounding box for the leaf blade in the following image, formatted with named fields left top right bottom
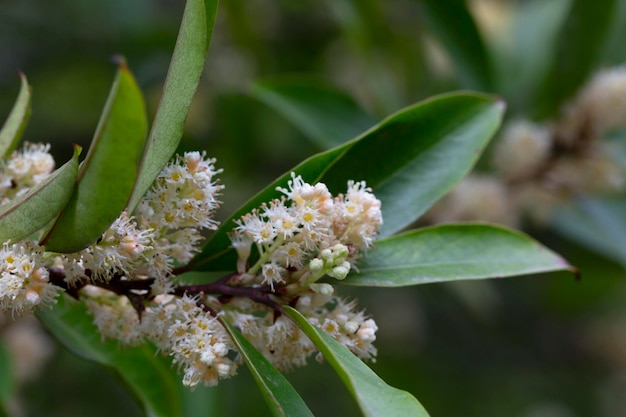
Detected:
left=0, top=73, right=31, bottom=159
left=42, top=60, right=148, bottom=252
left=220, top=318, right=314, bottom=417
left=127, top=0, right=219, bottom=212
left=251, top=78, right=377, bottom=149
left=284, top=306, right=429, bottom=417
left=533, top=0, right=619, bottom=118
left=419, top=0, right=494, bottom=91
left=343, top=224, right=574, bottom=287
left=0, top=147, right=80, bottom=243
left=190, top=91, right=504, bottom=271
left=36, top=294, right=181, bottom=417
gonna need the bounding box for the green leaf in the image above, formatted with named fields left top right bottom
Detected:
left=42, top=59, right=148, bottom=253
left=533, top=0, right=619, bottom=118
left=419, top=0, right=493, bottom=91
left=0, top=73, right=31, bottom=159
left=493, top=0, right=570, bottom=114
left=36, top=294, right=181, bottom=417
left=552, top=196, right=626, bottom=268
left=179, top=384, right=219, bottom=417
left=251, top=78, right=377, bottom=149
left=0, top=341, right=13, bottom=403
left=127, top=0, right=219, bottom=212
left=220, top=318, right=314, bottom=417
left=342, top=224, right=574, bottom=287
left=190, top=92, right=504, bottom=271
left=284, top=306, right=429, bottom=417
left=0, top=147, right=80, bottom=244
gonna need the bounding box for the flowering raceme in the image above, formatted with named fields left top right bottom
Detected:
left=0, top=145, right=383, bottom=388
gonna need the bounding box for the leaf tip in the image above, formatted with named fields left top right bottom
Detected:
left=72, top=144, right=83, bottom=157
left=111, top=54, right=129, bottom=71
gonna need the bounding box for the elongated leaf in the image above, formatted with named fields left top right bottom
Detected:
left=0, top=147, right=80, bottom=243
left=127, top=0, right=218, bottom=212
left=190, top=92, right=504, bottom=271
left=36, top=294, right=181, bottom=417
left=534, top=0, right=619, bottom=118
left=494, top=0, right=570, bottom=114
left=0, top=73, right=31, bottom=158
left=42, top=60, right=147, bottom=253
left=251, top=78, right=377, bottom=149
left=284, top=306, right=429, bottom=417
left=342, top=224, right=574, bottom=287
left=552, top=196, right=626, bottom=268
left=419, top=0, right=493, bottom=91
left=220, top=318, right=314, bottom=417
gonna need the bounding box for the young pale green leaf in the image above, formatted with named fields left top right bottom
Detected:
left=220, top=318, right=314, bottom=417
left=42, top=60, right=147, bottom=253
left=342, top=224, right=574, bottom=287
left=0, top=73, right=31, bottom=158
left=284, top=306, right=429, bottom=417
left=127, top=0, right=218, bottom=212
left=552, top=196, right=626, bottom=269
left=251, top=78, right=377, bottom=149
left=189, top=92, right=504, bottom=271
left=0, top=147, right=80, bottom=244
left=533, top=0, right=619, bottom=118
left=419, top=0, right=493, bottom=91
left=36, top=294, right=181, bottom=417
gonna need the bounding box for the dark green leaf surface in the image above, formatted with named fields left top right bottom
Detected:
left=36, top=294, right=181, bottom=417
left=0, top=147, right=79, bottom=243
left=0, top=73, right=31, bottom=159
left=552, top=196, right=626, bottom=268
left=127, top=0, right=218, bottom=212
left=0, top=342, right=13, bottom=403
left=43, top=61, right=147, bottom=252
left=220, top=318, right=314, bottom=417
left=284, top=306, right=429, bottom=417
left=419, top=0, right=493, bottom=91
left=342, top=224, right=574, bottom=287
left=534, top=0, right=618, bottom=118
left=190, top=92, right=504, bottom=271
left=251, top=78, right=377, bottom=149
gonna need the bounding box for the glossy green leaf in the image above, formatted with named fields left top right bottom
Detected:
left=190, top=92, right=504, bottom=271
left=534, top=0, right=619, bottom=118
left=127, top=0, right=219, bottom=212
left=0, top=147, right=80, bottom=244
left=419, top=0, right=493, bottom=91
left=220, top=318, right=314, bottom=417
left=284, top=306, right=429, bottom=417
left=342, top=224, right=574, bottom=287
left=36, top=294, right=181, bottom=417
left=0, top=73, right=31, bottom=158
left=552, top=196, right=626, bottom=268
left=251, top=78, right=377, bottom=149
left=42, top=60, right=147, bottom=253
left=0, top=341, right=13, bottom=403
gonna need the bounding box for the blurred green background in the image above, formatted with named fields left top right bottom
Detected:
left=2, top=0, right=626, bottom=416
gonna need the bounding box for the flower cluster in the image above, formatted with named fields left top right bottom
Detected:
left=427, top=65, right=626, bottom=226
left=0, top=241, right=59, bottom=315
left=60, top=152, right=223, bottom=293
left=0, top=142, right=55, bottom=205
left=231, top=173, right=382, bottom=289
left=0, top=143, right=383, bottom=389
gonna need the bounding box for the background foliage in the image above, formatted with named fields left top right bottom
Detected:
left=1, top=0, right=626, bottom=416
